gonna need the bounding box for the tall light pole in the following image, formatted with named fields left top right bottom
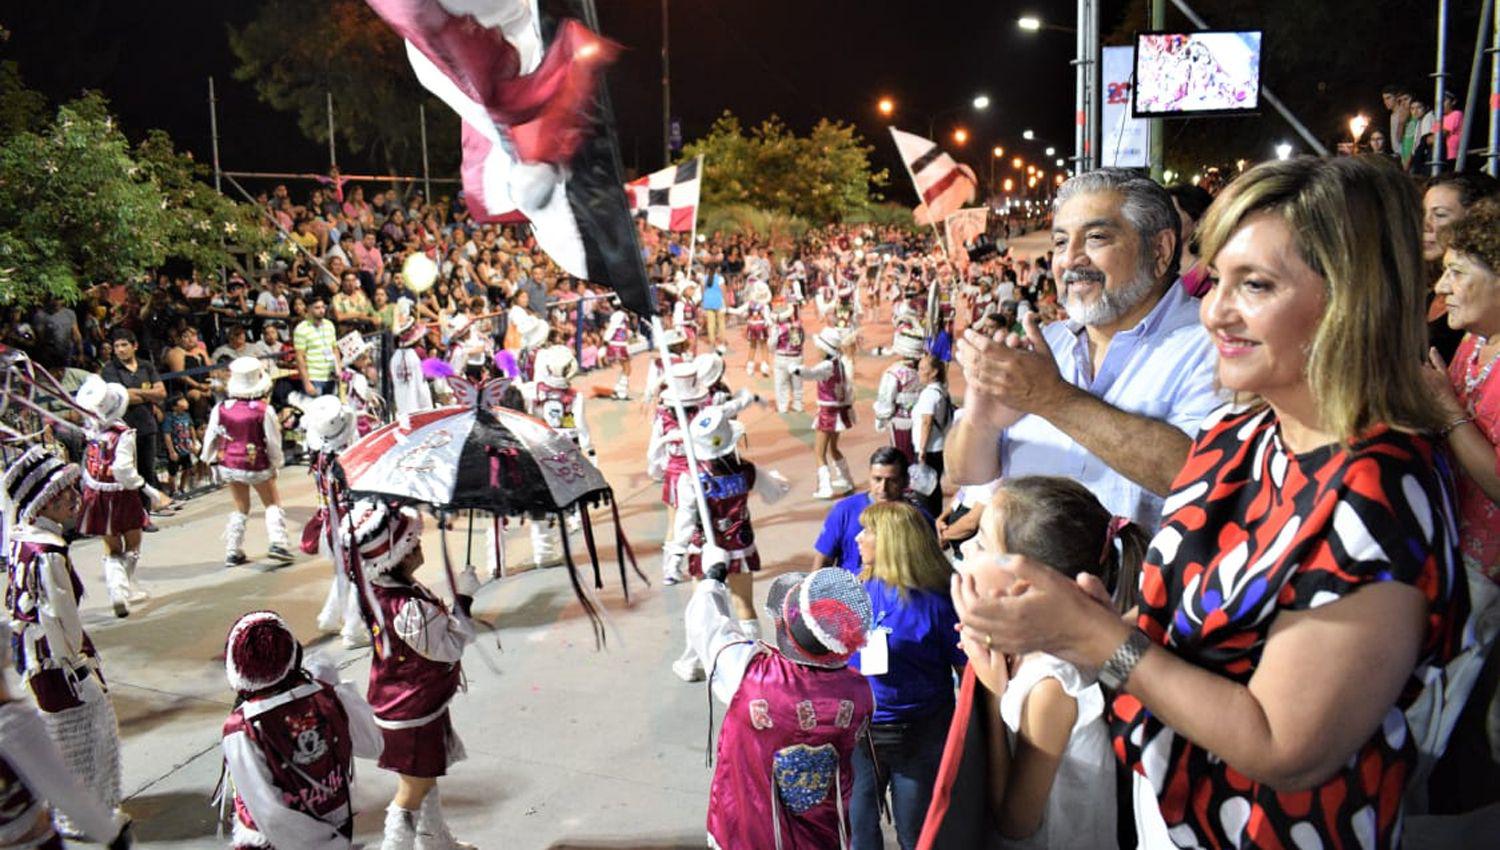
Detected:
left=661, top=0, right=671, bottom=167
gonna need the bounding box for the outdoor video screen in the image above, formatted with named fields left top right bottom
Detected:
left=1133, top=31, right=1262, bottom=117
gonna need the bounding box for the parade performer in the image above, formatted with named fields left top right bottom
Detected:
left=336, top=333, right=384, bottom=437
left=524, top=345, right=593, bottom=569
left=673, top=278, right=702, bottom=353
left=219, top=611, right=383, bottom=850
left=872, top=328, right=926, bottom=465
left=74, top=376, right=162, bottom=618
left=342, top=499, right=477, bottom=850
left=831, top=267, right=860, bottom=330
left=2, top=446, right=126, bottom=838
left=603, top=310, right=633, bottom=400
left=0, top=680, right=131, bottom=849
left=297, top=396, right=369, bottom=649
left=727, top=277, right=773, bottom=377
left=650, top=362, right=711, bottom=584
left=782, top=255, right=808, bottom=305
left=769, top=303, right=807, bottom=413
left=642, top=327, right=691, bottom=407
left=390, top=301, right=433, bottom=415
left=668, top=405, right=790, bottom=682
left=794, top=327, right=856, bottom=499
left=203, top=357, right=293, bottom=569
left=686, top=565, right=874, bottom=849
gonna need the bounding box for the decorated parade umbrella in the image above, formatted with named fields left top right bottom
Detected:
left=336, top=402, right=644, bottom=646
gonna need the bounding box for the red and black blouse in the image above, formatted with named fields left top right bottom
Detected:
left=1109, top=405, right=1469, bottom=849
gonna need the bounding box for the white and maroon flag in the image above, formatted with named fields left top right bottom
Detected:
left=368, top=0, right=656, bottom=315
left=625, top=157, right=702, bottom=232
left=890, top=128, right=978, bottom=227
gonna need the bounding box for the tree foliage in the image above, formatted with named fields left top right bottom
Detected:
left=0, top=82, right=272, bottom=306
left=681, top=111, right=888, bottom=222
left=227, top=0, right=459, bottom=176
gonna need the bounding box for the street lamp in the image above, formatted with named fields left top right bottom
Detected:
left=973, top=94, right=992, bottom=110
left=1003, top=177, right=1015, bottom=192
left=1275, top=142, right=1293, bottom=160
left=1012, top=156, right=1023, bottom=170
left=952, top=128, right=969, bottom=145
left=992, top=145, right=1005, bottom=158
left=1017, top=15, right=1041, bottom=31
left=1055, top=157, right=1066, bottom=167
left=990, top=146, right=1006, bottom=197
left=1022, top=129, right=1035, bottom=140
left=1044, top=146, right=1056, bottom=156
left=877, top=97, right=895, bottom=117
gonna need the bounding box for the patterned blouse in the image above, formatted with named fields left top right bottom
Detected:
left=1445, top=333, right=1500, bottom=577
left=1110, top=405, right=1468, bottom=849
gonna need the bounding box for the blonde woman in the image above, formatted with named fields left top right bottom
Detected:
left=849, top=500, right=965, bottom=850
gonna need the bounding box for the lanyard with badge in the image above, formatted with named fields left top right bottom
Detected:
left=860, top=608, right=891, bottom=677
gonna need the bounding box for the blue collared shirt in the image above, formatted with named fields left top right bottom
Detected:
left=999, top=282, right=1221, bottom=530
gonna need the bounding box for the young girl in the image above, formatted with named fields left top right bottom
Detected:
left=946, top=476, right=1148, bottom=849
left=201, top=358, right=292, bottom=568
left=794, top=326, right=856, bottom=499
left=603, top=310, right=633, bottom=399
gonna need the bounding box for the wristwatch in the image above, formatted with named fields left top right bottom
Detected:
left=1098, top=628, right=1152, bottom=692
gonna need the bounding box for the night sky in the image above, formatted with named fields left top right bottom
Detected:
left=0, top=1, right=1482, bottom=205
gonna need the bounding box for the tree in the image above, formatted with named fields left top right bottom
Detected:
left=135, top=130, right=274, bottom=276
left=227, top=0, right=459, bottom=176
left=681, top=111, right=888, bottom=222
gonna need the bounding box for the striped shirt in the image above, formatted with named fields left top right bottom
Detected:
left=293, top=318, right=338, bottom=381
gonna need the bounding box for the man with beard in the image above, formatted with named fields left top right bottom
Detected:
left=945, top=169, right=1219, bottom=532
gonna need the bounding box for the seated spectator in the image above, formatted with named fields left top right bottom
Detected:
left=813, top=446, right=933, bottom=575
left=211, top=324, right=270, bottom=364
left=255, top=275, right=292, bottom=325
left=161, top=325, right=213, bottom=420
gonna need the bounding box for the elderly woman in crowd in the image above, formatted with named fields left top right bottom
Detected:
left=954, top=156, right=1469, bottom=849
left=1422, top=171, right=1500, bottom=359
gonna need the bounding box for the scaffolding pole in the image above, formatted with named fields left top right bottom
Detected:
left=210, top=76, right=226, bottom=285
left=326, top=91, right=337, bottom=170
left=1491, top=0, right=1500, bottom=175
left=1457, top=0, right=1495, bottom=172
left=420, top=103, right=432, bottom=200
left=1431, top=0, right=1451, bottom=176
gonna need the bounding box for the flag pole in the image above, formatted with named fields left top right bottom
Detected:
left=889, top=128, right=950, bottom=335
left=685, top=155, right=703, bottom=281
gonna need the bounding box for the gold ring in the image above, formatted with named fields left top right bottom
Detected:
left=984, top=633, right=992, bottom=649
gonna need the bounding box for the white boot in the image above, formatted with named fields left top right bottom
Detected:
left=745, top=360, right=755, bottom=375
left=381, top=803, right=418, bottom=850
left=265, top=505, right=293, bottom=563
left=122, top=550, right=148, bottom=603
left=102, top=556, right=130, bottom=618
left=672, top=643, right=705, bottom=682
left=224, top=511, right=248, bottom=568
left=340, top=587, right=369, bottom=647
left=661, top=547, right=687, bottom=585
left=613, top=374, right=630, bottom=400
left=317, top=571, right=348, bottom=633
left=831, top=458, right=855, bottom=496
left=812, top=466, right=834, bottom=500
left=760, top=361, right=771, bottom=377
left=415, top=790, right=475, bottom=850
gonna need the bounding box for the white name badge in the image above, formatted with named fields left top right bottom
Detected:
left=860, top=628, right=889, bottom=677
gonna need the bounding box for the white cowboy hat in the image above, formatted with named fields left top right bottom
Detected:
left=535, top=344, right=579, bottom=389
left=688, top=405, right=745, bottom=461
left=337, top=332, right=374, bottom=364
left=74, top=375, right=128, bottom=424
left=299, top=394, right=357, bottom=453
left=694, top=352, right=725, bottom=388
left=813, top=326, right=848, bottom=357
left=660, top=360, right=709, bottom=405
left=226, top=356, right=272, bottom=399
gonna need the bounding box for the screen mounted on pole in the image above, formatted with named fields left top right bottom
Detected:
left=1132, top=31, right=1262, bottom=118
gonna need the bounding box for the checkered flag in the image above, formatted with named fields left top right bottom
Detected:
left=626, top=156, right=702, bottom=232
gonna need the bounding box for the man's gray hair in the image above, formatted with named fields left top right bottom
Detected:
left=1054, top=169, right=1182, bottom=282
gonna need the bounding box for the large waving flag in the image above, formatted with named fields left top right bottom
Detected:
left=626, top=157, right=702, bottom=232
left=890, top=128, right=978, bottom=227
left=369, top=0, right=656, bottom=316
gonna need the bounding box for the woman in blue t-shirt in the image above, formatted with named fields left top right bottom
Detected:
left=849, top=500, right=966, bottom=850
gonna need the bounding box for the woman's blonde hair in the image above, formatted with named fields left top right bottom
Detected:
left=1195, top=155, right=1445, bottom=439
left=857, top=501, right=952, bottom=594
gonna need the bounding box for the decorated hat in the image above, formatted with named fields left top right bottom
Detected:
left=661, top=360, right=709, bottom=405
left=341, top=498, right=423, bottom=577
left=1, top=445, right=79, bottom=528
left=224, top=611, right=300, bottom=694
left=813, top=326, right=849, bottom=357
left=694, top=351, right=725, bottom=388
left=688, top=405, right=744, bottom=460
left=892, top=328, right=926, bottom=360
left=298, top=394, right=357, bottom=453
left=74, top=375, right=128, bottom=424
left=337, top=331, right=374, bottom=364
left=226, top=356, right=272, bottom=399
left=765, top=569, right=872, bottom=669
left=747, top=280, right=772, bottom=306
left=534, top=344, right=579, bottom=389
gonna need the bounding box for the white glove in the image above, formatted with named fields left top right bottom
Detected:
left=759, top=470, right=792, bottom=505
left=303, top=654, right=341, bottom=687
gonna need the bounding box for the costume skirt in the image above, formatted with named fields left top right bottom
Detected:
left=78, top=489, right=146, bottom=536
left=745, top=324, right=769, bottom=343
left=815, top=405, right=854, bottom=434
left=377, top=710, right=466, bottom=779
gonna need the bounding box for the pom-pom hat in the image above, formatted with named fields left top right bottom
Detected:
left=765, top=569, right=872, bottom=669
left=225, top=611, right=300, bottom=693
left=341, top=498, right=423, bottom=577
left=74, top=375, right=128, bottom=424
left=1, top=445, right=79, bottom=527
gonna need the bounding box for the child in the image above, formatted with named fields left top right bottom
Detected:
left=685, top=565, right=874, bottom=849
left=726, top=278, right=773, bottom=377
left=336, top=334, right=383, bottom=437
left=943, top=476, right=1148, bottom=849
left=341, top=499, right=478, bottom=850
left=201, top=358, right=293, bottom=568
left=768, top=303, right=806, bottom=413
left=792, top=327, right=856, bottom=499
left=2, top=446, right=127, bottom=839
left=872, top=328, right=926, bottom=465
left=163, top=394, right=199, bottom=498
left=219, top=611, right=382, bottom=849
left=603, top=310, right=633, bottom=399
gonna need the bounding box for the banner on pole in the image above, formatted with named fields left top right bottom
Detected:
left=1102, top=45, right=1149, bottom=168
